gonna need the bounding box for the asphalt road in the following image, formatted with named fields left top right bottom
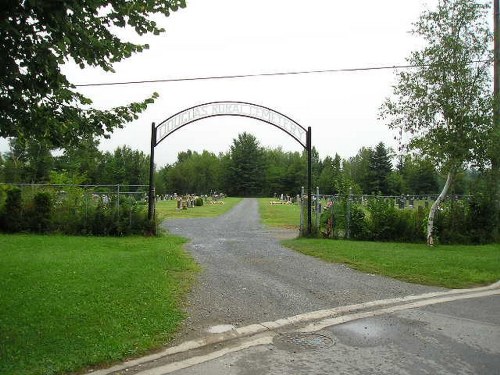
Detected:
left=161, top=198, right=441, bottom=342
left=166, top=294, right=500, bottom=375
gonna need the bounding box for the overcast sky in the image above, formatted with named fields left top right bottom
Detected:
left=3, top=0, right=443, bottom=167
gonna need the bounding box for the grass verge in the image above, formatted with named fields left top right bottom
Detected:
left=258, top=198, right=300, bottom=229
left=0, top=234, right=199, bottom=375
left=156, top=197, right=242, bottom=221
left=282, top=238, right=500, bottom=288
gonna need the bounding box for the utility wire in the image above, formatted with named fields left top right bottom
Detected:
left=74, top=59, right=492, bottom=88
left=74, top=63, right=417, bottom=87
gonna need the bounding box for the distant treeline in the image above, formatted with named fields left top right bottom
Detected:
left=0, top=133, right=485, bottom=197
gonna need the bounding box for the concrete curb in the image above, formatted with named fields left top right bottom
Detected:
left=88, top=281, right=500, bottom=375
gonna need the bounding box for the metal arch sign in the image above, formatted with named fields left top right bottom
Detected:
left=154, top=101, right=308, bottom=149
left=148, top=101, right=313, bottom=235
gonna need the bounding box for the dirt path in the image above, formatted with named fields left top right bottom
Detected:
left=161, top=198, right=442, bottom=343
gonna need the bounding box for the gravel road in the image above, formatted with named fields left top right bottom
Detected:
left=161, top=198, right=442, bottom=342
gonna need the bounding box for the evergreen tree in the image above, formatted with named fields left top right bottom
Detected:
left=368, top=142, right=393, bottom=194
left=227, top=133, right=266, bottom=196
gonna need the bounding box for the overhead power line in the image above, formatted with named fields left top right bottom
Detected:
left=74, top=59, right=492, bottom=88
left=74, top=63, right=417, bottom=88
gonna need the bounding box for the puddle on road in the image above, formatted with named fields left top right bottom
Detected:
left=328, top=316, right=408, bottom=348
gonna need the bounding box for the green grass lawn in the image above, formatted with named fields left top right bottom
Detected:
left=258, top=198, right=301, bottom=229
left=0, top=234, right=199, bottom=375
left=257, top=197, right=500, bottom=289
left=283, top=238, right=500, bottom=288
left=156, top=197, right=242, bottom=222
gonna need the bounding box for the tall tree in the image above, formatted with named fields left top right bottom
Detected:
left=1, top=138, right=54, bottom=183
left=263, top=147, right=289, bottom=197
left=283, top=151, right=307, bottom=196
left=227, top=132, right=266, bottom=196
left=318, top=154, right=342, bottom=195
left=54, top=136, right=102, bottom=182
left=367, top=142, right=393, bottom=195
left=380, top=0, right=494, bottom=245
left=95, top=146, right=149, bottom=187
left=0, top=0, right=185, bottom=148
left=347, top=147, right=373, bottom=194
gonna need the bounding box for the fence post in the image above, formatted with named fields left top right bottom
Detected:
left=346, top=187, right=352, bottom=239
left=300, top=186, right=304, bottom=236
left=116, top=184, right=120, bottom=218
left=316, top=186, right=320, bottom=236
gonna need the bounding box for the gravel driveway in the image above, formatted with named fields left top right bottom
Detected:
left=161, top=198, right=442, bottom=342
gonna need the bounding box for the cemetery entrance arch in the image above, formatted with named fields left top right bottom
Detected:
left=148, top=101, right=313, bottom=234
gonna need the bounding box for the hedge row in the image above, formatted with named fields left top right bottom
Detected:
left=0, top=186, right=153, bottom=236
left=320, top=195, right=496, bottom=244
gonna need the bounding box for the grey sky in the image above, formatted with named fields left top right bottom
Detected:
left=2, top=0, right=440, bottom=167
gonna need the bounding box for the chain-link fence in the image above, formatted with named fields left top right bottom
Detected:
left=298, top=189, right=488, bottom=243
left=0, top=183, right=151, bottom=235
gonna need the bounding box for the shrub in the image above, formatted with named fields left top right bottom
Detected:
left=195, top=197, right=204, bottom=207
left=349, top=204, right=370, bottom=240
left=467, top=194, right=497, bottom=244
left=397, top=206, right=427, bottom=243
left=29, top=191, right=53, bottom=233
left=366, top=198, right=400, bottom=241
left=1, top=187, right=23, bottom=232
left=434, top=195, right=497, bottom=245
left=332, top=198, right=347, bottom=238
left=434, top=199, right=470, bottom=244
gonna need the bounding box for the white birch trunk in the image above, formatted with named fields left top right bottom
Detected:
left=427, top=171, right=453, bottom=246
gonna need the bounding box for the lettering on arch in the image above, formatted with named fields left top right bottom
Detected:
left=155, top=101, right=307, bottom=148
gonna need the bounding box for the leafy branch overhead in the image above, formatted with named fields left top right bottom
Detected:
left=0, top=0, right=186, bottom=147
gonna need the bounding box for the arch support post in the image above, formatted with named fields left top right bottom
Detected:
left=148, top=122, right=156, bottom=229
left=306, top=126, right=312, bottom=235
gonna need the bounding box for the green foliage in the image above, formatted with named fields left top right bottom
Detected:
left=195, top=197, right=204, bottom=206
left=380, top=0, right=493, bottom=171
left=379, top=0, right=496, bottom=241
left=345, top=147, right=373, bottom=193
left=318, top=154, right=342, bottom=195
left=227, top=132, right=267, bottom=196
left=434, top=194, right=497, bottom=245
left=467, top=194, right=498, bottom=244
left=367, top=142, right=393, bottom=194
left=0, top=185, right=150, bottom=236
left=29, top=191, right=53, bottom=233
left=1, top=187, right=23, bottom=232
left=1, top=0, right=185, bottom=147
left=1, top=139, right=54, bottom=183
left=348, top=204, right=370, bottom=240
left=157, top=150, right=223, bottom=195
left=366, top=198, right=401, bottom=241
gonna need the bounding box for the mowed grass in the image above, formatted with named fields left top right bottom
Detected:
left=283, top=238, right=500, bottom=288
left=156, top=197, right=242, bottom=221
left=0, top=234, right=199, bottom=375
left=258, top=198, right=301, bottom=229
left=256, top=198, right=500, bottom=288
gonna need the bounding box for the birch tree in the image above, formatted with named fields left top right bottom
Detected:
left=379, top=0, right=494, bottom=245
